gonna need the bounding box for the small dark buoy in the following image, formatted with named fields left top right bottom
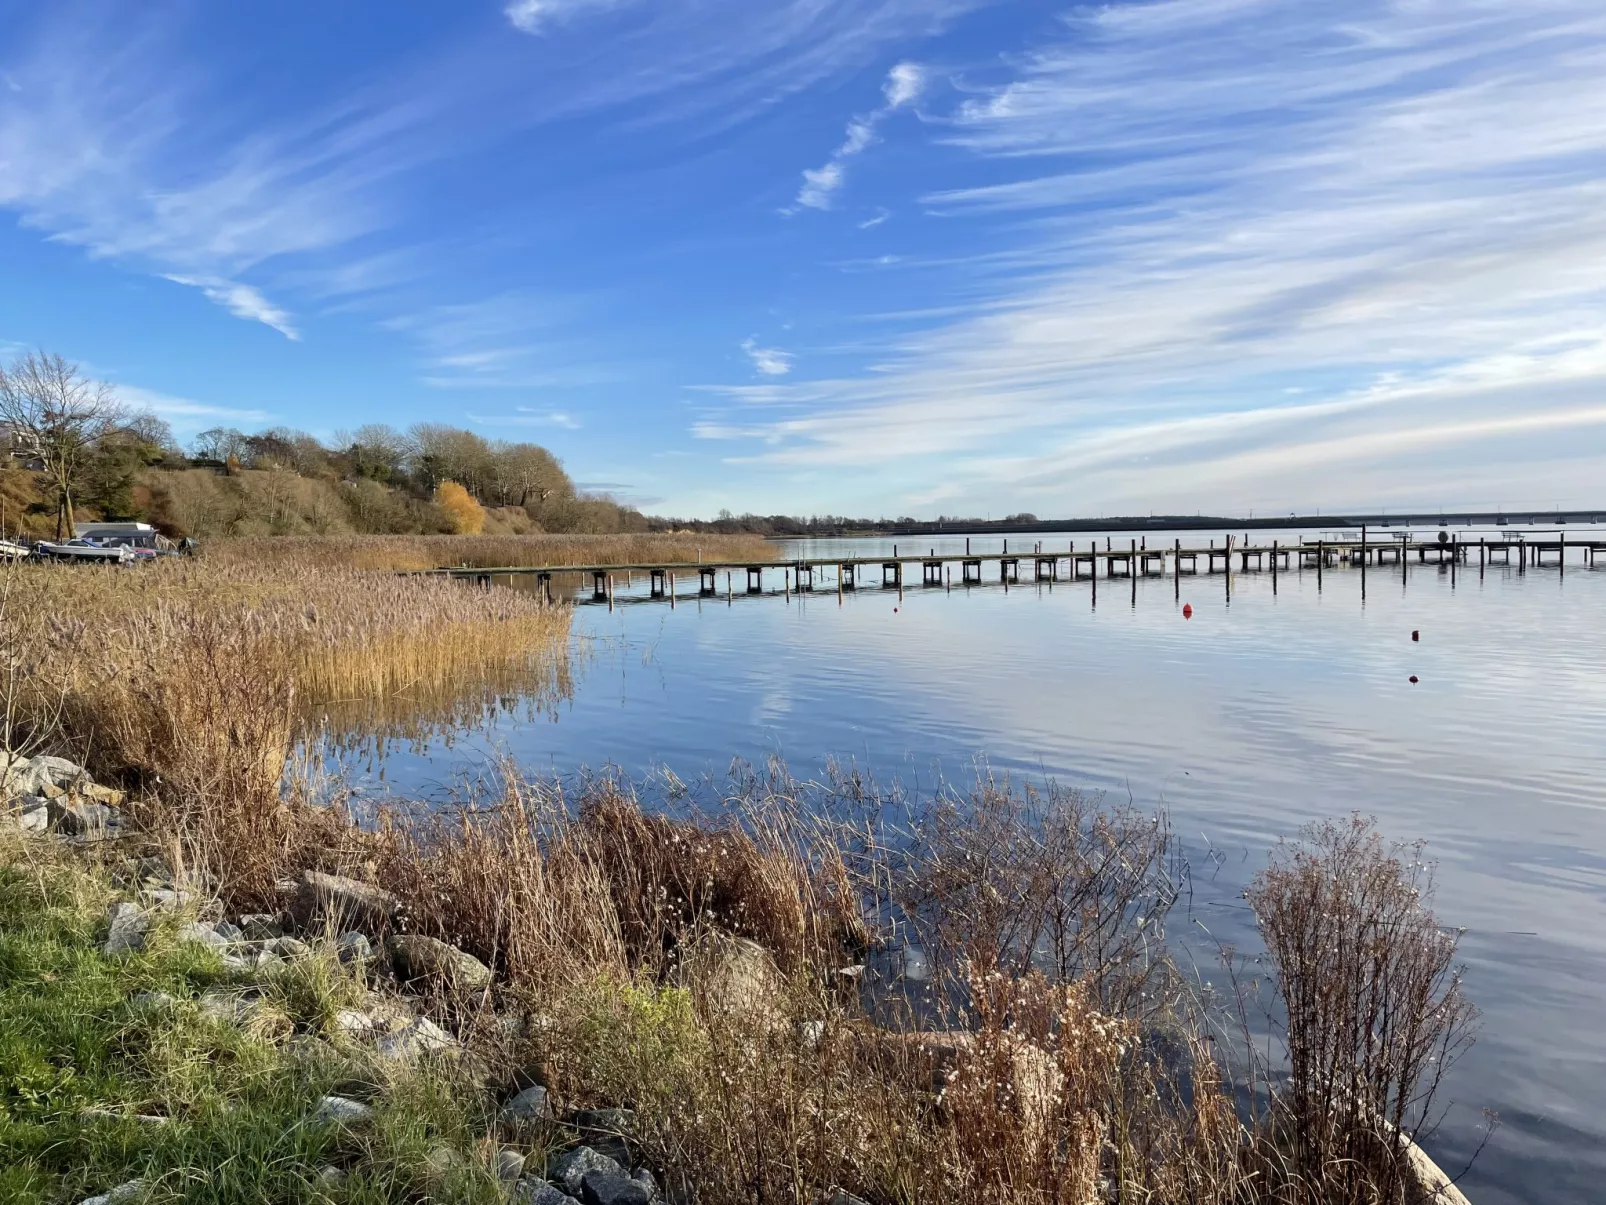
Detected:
left=1409, top=675, right=1419, bottom=684
left=893, top=607, right=899, bottom=613
left=1182, top=603, right=1193, bottom=619
left=1412, top=630, right=1420, bottom=642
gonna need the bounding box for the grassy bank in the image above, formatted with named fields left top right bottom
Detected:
left=201, top=533, right=778, bottom=572
left=0, top=832, right=527, bottom=1205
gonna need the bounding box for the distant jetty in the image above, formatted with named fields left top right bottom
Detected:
left=813, top=508, right=1606, bottom=538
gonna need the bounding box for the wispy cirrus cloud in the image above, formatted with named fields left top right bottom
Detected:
left=164, top=276, right=300, bottom=341
left=112, top=384, right=270, bottom=434
left=703, top=0, right=1606, bottom=513
left=0, top=10, right=425, bottom=338
left=792, top=61, right=926, bottom=211
left=741, top=338, right=794, bottom=377
left=504, top=0, right=628, bottom=35
left=467, top=406, right=583, bottom=430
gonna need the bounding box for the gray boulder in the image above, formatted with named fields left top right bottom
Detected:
left=549, top=1148, right=625, bottom=1198
left=386, top=933, right=492, bottom=991
left=47, top=798, right=112, bottom=837
left=0, top=750, right=26, bottom=799
left=103, top=903, right=150, bottom=955
left=312, top=1095, right=373, bottom=1125
left=290, top=870, right=399, bottom=936
left=21, top=754, right=89, bottom=798
left=669, top=930, right=784, bottom=1034
left=496, top=1149, right=528, bottom=1182
left=500, top=1085, right=552, bottom=1124
left=142, top=888, right=196, bottom=911
left=581, top=1170, right=652, bottom=1205
left=77, top=1179, right=147, bottom=1205
left=373, top=1015, right=458, bottom=1062
left=9, top=802, right=49, bottom=833
left=336, top=931, right=374, bottom=963
left=199, top=988, right=266, bottom=1025
left=267, top=935, right=312, bottom=959
left=239, top=913, right=286, bottom=940
left=177, top=921, right=230, bottom=951
left=515, top=1183, right=580, bottom=1205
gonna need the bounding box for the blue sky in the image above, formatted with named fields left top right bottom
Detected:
left=3, top=0, right=1605, bottom=518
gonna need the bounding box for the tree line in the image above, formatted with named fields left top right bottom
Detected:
left=0, top=350, right=646, bottom=539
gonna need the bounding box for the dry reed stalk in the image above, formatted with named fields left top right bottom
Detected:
left=202, top=532, right=778, bottom=572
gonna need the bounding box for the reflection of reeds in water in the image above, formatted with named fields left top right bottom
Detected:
left=309, top=629, right=581, bottom=752
left=204, top=532, right=778, bottom=572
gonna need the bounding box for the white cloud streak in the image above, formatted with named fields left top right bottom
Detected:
left=503, top=0, right=625, bottom=36
left=164, top=276, right=300, bottom=341
left=742, top=338, right=794, bottom=376
left=793, top=60, right=925, bottom=211
left=112, top=384, right=270, bottom=433
left=711, top=1, right=1606, bottom=513
left=468, top=407, right=583, bottom=429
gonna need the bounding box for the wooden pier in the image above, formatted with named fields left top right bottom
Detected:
left=433, top=531, right=1606, bottom=602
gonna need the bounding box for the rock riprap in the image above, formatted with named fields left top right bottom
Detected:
left=290, top=870, right=400, bottom=936
left=3, top=752, right=124, bottom=839
left=386, top=933, right=493, bottom=990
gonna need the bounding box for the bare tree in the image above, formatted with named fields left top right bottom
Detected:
left=191, top=426, right=252, bottom=463
left=0, top=351, right=123, bottom=539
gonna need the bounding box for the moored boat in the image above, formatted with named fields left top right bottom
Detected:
left=33, top=540, right=136, bottom=565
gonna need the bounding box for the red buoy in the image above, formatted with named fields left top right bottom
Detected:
left=1409, top=675, right=1419, bottom=684
left=1182, top=603, right=1193, bottom=619
left=1412, top=630, right=1420, bottom=642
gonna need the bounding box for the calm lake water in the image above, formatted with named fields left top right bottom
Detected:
left=342, top=526, right=1606, bottom=1205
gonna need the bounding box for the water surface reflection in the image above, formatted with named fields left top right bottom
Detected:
left=336, top=528, right=1606, bottom=1205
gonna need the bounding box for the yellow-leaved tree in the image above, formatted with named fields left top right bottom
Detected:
left=435, top=480, right=485, bottom=535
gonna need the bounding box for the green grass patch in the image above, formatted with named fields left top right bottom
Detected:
left=0, top=841, right=512, bottom=1205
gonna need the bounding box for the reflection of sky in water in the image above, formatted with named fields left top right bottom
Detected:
left=340, top=532, right=1606, bottom=1205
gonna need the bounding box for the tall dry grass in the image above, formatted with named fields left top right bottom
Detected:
left=202, top=532, right=778, bottom=572
left=352, top=767, right=1242, bottom=1205
left=3, top=559, right=572, bottom=803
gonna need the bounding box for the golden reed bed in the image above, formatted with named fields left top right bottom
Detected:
left=201, top=532, right=779, bottom=572
left=1, top=558, right=574, bottom=792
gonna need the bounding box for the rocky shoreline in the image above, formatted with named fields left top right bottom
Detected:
left=1, top=750, right=1474, bottom=1205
